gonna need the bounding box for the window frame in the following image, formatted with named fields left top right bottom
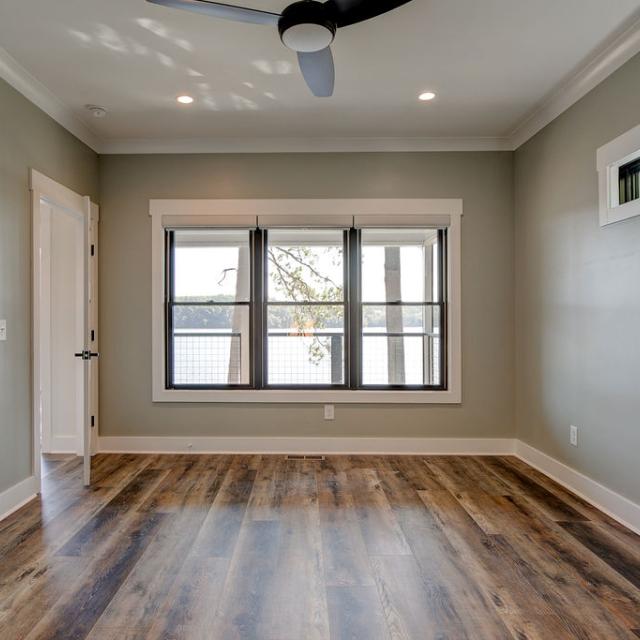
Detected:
left=150, top=199, right=462, bottom=403
left=356, top=228, right=447, bottom=391
left=165, top=228, right=255, bottom=390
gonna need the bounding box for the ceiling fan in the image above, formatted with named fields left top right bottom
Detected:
left=146, top=0, right=413, bottom=97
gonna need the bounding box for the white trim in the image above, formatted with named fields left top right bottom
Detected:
left=150, top=198, right=462, bottom=404
left=515, top=441, right=640, bottom=535
left=98, top=436, right=514, bottom=455
left=511, top=15, right=640, bottom=149
left=149, top=198, right=463, bottom=217
left=0, top=476, right=39, bottom=522
left=101, top=136, right=511, bottom=154
left=0, top=46, right=101, bottom=152
left=596, top=123, right=640, bottom=226
left=30, top=170, right=86, bottom=215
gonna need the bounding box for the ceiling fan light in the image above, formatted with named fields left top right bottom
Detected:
left=278, top=0, right=336, bottom=52
left=281, top=23, right=334, bottom=52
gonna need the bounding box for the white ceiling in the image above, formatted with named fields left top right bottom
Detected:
left=1, top=0, right=639, bottom=149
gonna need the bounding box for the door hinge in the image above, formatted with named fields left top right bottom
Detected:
left=91, top=415, right=95, bottom=427
left=90, top=244, right=95, bottom=256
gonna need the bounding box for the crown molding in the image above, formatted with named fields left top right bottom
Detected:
left=100, top=135, right=512, bottom=154
left=0, top=46, right=102, bottom=152
left=510, top=14, right=640, bottom=150
left=2, top=14, right=640, bottom=155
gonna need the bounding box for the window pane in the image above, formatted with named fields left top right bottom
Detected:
left=172, top=304, right=250, bottom=385
left=267, top=304, right=344, bottom=385
left=361, top=228, right=440, bottom=302
left=619, top=158, right=640, bottom=205
left=267, top=304, right=344, bottom=334
left=361, top=305, right=441, bottom=386
left=362, top=304, right=440, bottom=334
left=173, top=229, right=250, bottom=303
left=266, top=229, right=344, bottom=302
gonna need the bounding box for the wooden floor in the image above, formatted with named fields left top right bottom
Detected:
left=0, top=455, right=639, bottom=640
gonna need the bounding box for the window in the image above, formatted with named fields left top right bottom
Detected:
left=266, top=229, right=346, bottom=386
left=151, top=199, right=462, bottom=403
left=618, top=157, right=640, bottom=206
left=360, top=229, right=444, bottom=388
left=167, top=229, right=251, bottom=387
left=165, top=225, right=446, bottom=391
left=597, top=123, right=640, bottom=226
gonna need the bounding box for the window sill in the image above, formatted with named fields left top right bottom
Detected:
left=152, top=388, right=461, bottom=404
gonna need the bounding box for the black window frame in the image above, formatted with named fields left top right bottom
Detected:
left=165, top=228, right=255, bottom=390
left=165, top=226, right=447, bottom=392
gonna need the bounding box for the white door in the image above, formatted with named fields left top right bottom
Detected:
left=32, top=171, right=98, bottom=487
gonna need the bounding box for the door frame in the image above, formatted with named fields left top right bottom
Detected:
left=30, top=170, right=99, bottom=489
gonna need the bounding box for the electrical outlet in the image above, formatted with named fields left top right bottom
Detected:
left=0, top=320, right=6, bottom=341
left=187, top=442, right=193, bottom=452
left=324, top=404, right=335, bottom=420
left=570, top=425, right=578, bottom=447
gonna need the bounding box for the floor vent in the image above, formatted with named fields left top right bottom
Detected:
left=285, top=454, right=326, bottom=461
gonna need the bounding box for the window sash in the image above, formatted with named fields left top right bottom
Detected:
left=164, top=227, right=447, bottom=391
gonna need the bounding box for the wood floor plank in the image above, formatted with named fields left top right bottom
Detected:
left=246, top=455, right=287, bottom=521
left=477, top=456, right=590, bottom=522
left=191, top=456, right=258, bottom=557
left=24, top=511, right=166, bottom=640
left=57, top=468, right=167, bottom=557
left=455, top=491, right=640, bottom=635
left=345, top=467, right=412, bottom=556
left=259, top=461, right=330, bottom=640
left=0, top=557, right=86, bottom=640
left=375, top=461, right=513, bottom=640
left=417, top=488, right=577, bottom=640
left=424, top=456, right=513, bottom=495
left=370, top=554, right=471, bottom=640
left=317, top=466, right=375, bottom=587
left=212, top=519, right=282, bottom=639
left=559, top=520, right=640, bottom=590
left=145, top=557, right=230, bottom=640
left=327, top=585, right=389, bottom=640
left=0, top=453, right=638, bottom=640
left=95, top=463, right=232, bottom=630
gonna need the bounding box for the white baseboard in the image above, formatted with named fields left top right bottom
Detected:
left=515, top=441, right=640, bottom=535
left=97, top=436, right=515, bottom=456
left=0, top=476, right=39, bottom=522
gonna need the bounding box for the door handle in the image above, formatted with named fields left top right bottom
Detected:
left=74, top=350, right=100, bottom=360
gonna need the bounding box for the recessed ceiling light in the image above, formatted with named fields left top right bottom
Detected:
left=419, top=91, right=436, bottom=101
left=177, top=95, right=194, bottom=104
left=85, top=104, right=107, bottom=118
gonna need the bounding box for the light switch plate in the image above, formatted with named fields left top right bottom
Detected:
left=324, top=404, right=335, bottom=420
left=0, top=320, right=6, bottom=341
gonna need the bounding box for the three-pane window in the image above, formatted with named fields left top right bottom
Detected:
left=166, top=226, right=446, bottom=390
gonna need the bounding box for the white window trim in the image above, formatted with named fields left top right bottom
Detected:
left=150, top=199, right=462, bottom=403
left=597, top=123, right=640, bottom=227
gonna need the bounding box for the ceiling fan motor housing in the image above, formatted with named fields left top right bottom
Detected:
left=278, top=1, right=336, bottom=52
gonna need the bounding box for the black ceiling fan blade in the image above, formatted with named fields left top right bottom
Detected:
left=297, top=47, right=335, bottom=97
left=146, top=0, right=281, bottom=26
left=324, top=0, right=413, bottom=28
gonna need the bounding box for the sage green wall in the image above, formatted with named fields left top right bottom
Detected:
left=0, top=78, right=99, bottom=493
left=99, top=152, right=514, bottom=439
left=514, top=53, right=640, bottom=503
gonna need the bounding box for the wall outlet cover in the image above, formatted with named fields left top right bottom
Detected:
left=570, top=425, right=578, bottom=447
